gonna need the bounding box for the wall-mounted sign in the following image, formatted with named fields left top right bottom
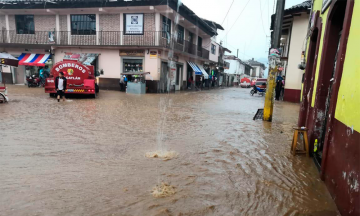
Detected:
left=124, top=14, right=144, bottom=35
left=119, top=50, right=144, bottom=57
left=322, top=0, right=332, bottom=13
left=150, top=51, right=157, bottom=59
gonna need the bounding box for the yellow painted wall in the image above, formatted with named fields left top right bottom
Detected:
left=334, top=1, right=360, bottom=133
left=311, top=1, right=329, bottom=107
left=307, top=0, right=360, bottom=133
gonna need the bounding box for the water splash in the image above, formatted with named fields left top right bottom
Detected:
left=152, top=182, right=176, bottom=198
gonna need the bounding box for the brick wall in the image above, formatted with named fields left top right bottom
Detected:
left=34, top=15, right=56, bottom=31
left=99, top=14, right=120, bottom=31
left=60, top=15, right=67, bottom=31
left=144, top=13, right=155, bottom=31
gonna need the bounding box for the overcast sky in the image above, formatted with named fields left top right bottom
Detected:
left=181, top=0, right=305, bottom=76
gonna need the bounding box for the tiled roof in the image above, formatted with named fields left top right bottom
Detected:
left=286, top=0, right=311, bottom=11
left=202, top=19, right=225, bottom=31
left=247, top=59, right=266, bottom=69
left=270, top=0, right=311, bottom=30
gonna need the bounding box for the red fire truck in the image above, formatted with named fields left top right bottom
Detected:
left=45, top=60, right=99, bottom=98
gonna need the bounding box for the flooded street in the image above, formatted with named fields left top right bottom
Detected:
left=0, top=86, right=339, bottom=216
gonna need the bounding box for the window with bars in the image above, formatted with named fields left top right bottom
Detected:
left=177, top=25, right=184, bottom=44
left=71, top=15, right=96, bottom=35
left=15, top=15, right=35, bottom=34
left=162, top=16, right=171, bottom=39
left=211, top=44, right=216, bottom=55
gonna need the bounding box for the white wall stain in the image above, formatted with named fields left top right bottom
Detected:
left=347, top=171, right=359, bottom=193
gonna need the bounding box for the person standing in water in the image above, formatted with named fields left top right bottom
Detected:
left=55, top=72, right=67, bottom=102
left=275, top=79, right=283, bottom=101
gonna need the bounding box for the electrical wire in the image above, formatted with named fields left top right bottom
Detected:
left=221, top=0, right=235, bottom=25
left=258, top=0, right=267, bottom=36
left=273, top=0, right=276, bottom=14
left=221, top=0, right=252, bottom=40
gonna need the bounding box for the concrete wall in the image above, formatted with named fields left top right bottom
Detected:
left=285, top=13, right=309, bottom=91
left=0, top=15, right=5, bottom=30
left=54, top=48, right=121, bottom=78
left=8, top=15, right=15, bottom=31
left=209, top=42, right=219, bottom=62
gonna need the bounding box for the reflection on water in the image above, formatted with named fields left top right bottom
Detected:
left=0, top=86, right=339, bottom=216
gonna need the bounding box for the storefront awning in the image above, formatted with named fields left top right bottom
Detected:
left=0, top=52, right=19, bottom=67
left=18, top=53, right=51, bottom=66
left=187, top=61, right=202, bottom=75
left=197, top=65, right=209, bottom=80
left=63, top=53, right=99, bottom=66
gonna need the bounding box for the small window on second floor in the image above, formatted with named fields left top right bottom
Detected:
left=211, top=44, right=216, bottom=55
left=177, top=25, right=184, bottom=44
left=197, top=36, right=203, bottom=51
left=162, top=16, right=171, bottom=39
left=15, top=15, right=35, bottom=34
left=71, top=15, right=96, bottom=35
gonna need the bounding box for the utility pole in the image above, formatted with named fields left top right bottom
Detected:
left=263, top=0, right=285, bottom=121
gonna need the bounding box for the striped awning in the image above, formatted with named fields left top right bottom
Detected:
left=18, top=53, right=51, bottom=66
left=187, top=61, right=202, bottom=75
left=197, top=65, right=209, bottom=80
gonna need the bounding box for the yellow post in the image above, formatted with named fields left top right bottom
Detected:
left=263, top=53, right=280, bottom=122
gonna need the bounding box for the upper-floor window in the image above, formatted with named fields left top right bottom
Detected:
left=197, top=36, right=203, bottom=51
left=188, top=32, right=194, bottom=44
left=162, top=16, right=171, bottom=39
left=15, top=15, right=34, bottom=34
left=71, top=15, right=96, bottom=35
left=177, top=25, right=184, bottom=44
left=211, top=44, right=216, bottom=55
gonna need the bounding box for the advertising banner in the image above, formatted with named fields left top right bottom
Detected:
left=125, top=14, right=144, bottom=35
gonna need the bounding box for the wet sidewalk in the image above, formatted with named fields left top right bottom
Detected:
left=0, top=85, right=339, bottom=216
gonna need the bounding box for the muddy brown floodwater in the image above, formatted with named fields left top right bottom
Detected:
left=0, top=85, right=339, bottom=216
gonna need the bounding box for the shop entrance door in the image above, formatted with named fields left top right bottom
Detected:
left=15, top=66, right=26, bottom=84
left=159, top=62, right=169, bottom=93
left=175, top=65, right=182, bottom=91
left=316, top=31, right=342, bottom=166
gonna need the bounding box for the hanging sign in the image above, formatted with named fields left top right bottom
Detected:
left=322, top=0, right=332, bottom=13
left=124, top=14, right=144, bottom=35
left=119, top=50, right=144, bottom=57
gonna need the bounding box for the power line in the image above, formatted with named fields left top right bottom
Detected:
left=225, top=42, right=252, bottom=59
left=273, top=0, right=276, bottom=14
left=200, top=0, right=234, bottom=49
left=221, top=0, right=235, bottom=25
left=258, top=0, right=267, bottom=36
left=221, top=0, right=252, bottom=40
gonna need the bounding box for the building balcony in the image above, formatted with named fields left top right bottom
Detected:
left=0, top=30, right=209, bottom=60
